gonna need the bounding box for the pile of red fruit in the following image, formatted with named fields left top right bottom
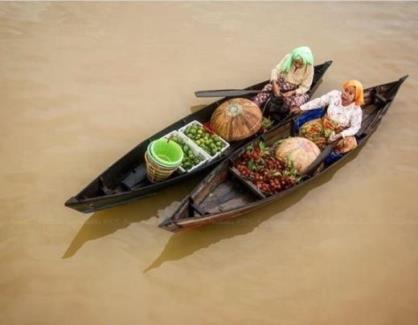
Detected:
left=234, top=141, right=299, bottom=195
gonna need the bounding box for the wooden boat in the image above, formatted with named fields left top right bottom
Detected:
left=65, top=61, right=332, bottom=213
left=159, top=76, right=408, bottom=232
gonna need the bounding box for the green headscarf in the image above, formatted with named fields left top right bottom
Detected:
left=279, top=46, right=314, bottom=73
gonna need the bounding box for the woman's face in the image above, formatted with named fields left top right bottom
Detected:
left=341, top=86, right=356, bottom=105
left=293, top=58, right=304, bottom=69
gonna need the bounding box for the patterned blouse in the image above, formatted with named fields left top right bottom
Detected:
left=300, top=90, right=363, bottom=138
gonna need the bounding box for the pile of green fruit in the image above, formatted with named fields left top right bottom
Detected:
left=168, top=135, right=204, bottom=171
left=183, top=124, right=226, bottom=156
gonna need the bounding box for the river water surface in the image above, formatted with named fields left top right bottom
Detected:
left=1, top=2, right=417, bottom=324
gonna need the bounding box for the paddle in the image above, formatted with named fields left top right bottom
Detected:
left=195, top=89, right=269, bottom=98
left=195, top=79, right=293, bottom=98
left=301, top=143, right=334, bottom=177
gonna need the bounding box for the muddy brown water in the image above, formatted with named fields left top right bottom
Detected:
left=1, top=3, right=417, bottom=324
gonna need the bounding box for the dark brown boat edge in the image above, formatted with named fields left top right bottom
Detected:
left=65, top=61, right=333, bottom=213
left=159, top=75, right=408, bottom=232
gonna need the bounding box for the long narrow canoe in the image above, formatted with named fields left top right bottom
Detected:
left=65, top=61, right=332, bottom=213
left=159, top=76, right=408, bottom=232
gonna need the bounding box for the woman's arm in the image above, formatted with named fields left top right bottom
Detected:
left=300, top=90, right=335, bottom=111
left=295, top=64, right=314, bottom=95
left=340, top=108, right=362, bottom=138
left=270, top=54, right=289, bottom=81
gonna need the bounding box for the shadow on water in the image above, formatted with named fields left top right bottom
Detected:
left=144, top=150, right=360, bottom=272
left=63, top=181, right=198, bottom=259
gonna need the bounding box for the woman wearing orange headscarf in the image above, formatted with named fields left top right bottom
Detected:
left=291, top=80, right=364, bottom=154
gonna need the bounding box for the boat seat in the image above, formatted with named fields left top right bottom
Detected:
left=229, top=167, right=266, bottom=199
left=121, top=165, right=147, bottom=190
left=190, top=201, right=207, bottom=216
left=99, top=177, right=114, bottom=195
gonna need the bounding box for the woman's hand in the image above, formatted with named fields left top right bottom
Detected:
left=282, top=90, right=295, bottom=97
left=272, top=81, right=281, bottom=97
left=290, top=106, right=302, bottom=115
left=328, top=132, right=342, bottom=143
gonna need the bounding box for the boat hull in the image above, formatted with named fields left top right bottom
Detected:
left=159, top=76, right=408, bottom=231
left=65, top=61, right=333, bottom=213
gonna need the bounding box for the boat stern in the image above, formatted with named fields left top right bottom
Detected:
left=158, top=217, right=181, bottom=232
left=64, top=196, right=97, bottom=213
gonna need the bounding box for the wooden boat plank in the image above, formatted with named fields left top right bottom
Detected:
left=230, top=167, right=266, bottom=199
left=190, top=166, right=229, bottom=204
left=201, top=179, right=258, bottom=213
left=120, top=165, right=147, bottom=189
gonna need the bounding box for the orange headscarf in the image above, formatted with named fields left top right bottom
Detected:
left=342, top=80, right=364, bottom=106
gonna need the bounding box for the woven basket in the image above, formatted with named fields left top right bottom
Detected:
left=144, top=151, right=179, bottom=183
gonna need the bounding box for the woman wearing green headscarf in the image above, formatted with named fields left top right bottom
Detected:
left=253, top=46, right=314, bottom=115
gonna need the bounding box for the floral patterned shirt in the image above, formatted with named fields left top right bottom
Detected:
left=300, top=90, right=363, bottom=138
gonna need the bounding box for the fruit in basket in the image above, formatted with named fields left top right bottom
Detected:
left=184, top=123, right=226, bottom=156
left=275, top=137, right=320, bottom=174
left=234, top=141, right=300, bottom=196
left=167, top=135, right=203, bottom=171
left=210, top=98, right=262, bottom=141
